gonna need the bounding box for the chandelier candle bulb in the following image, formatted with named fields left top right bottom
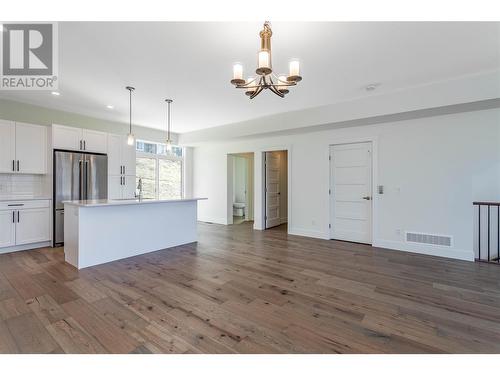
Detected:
left=257, top=50, right=272, bottom=75
left=289, top=60, right=300, bottom=78
left=231, top=63, right=245, bottom=85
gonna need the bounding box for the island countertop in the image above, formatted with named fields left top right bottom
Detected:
left=62, top=197, right=207, bottom=208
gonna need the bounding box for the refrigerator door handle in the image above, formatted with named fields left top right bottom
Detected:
left=84, top=160, right=89, bottom=200
left=79, top=160, right=83, bottom=199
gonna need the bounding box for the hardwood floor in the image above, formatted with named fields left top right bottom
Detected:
left=1, top=221, right=500, bottom=353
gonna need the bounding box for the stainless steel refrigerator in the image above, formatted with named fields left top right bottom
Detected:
left=53, top=150, right=108, bottom=245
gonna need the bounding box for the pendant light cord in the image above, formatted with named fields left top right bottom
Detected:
left=166, top=99, right=173, bottom=143
left=129, top=89, right=132, bottom=134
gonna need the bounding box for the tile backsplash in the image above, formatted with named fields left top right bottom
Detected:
left=0, top=174, right=51, bottom=199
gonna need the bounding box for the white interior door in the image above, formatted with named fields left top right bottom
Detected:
left=330, top=142, right=372, bottom=244
left=265, top=151, right=281, bottom=228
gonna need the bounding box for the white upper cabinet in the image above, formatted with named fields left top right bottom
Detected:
left=0, top=120, right=47, bottom=174
left=107, top=134, right=136, bottom=177
left=15, top=122, right=47, bottom=174
left=107, top=135, right=136, bottom=200
left=122, top=138, right=136, bottom=177
left=0, top=120, right=15, bottom=173
left=107, top=134, right=122, bottom=176
left=82, top=129, right=107, bottom=153
left=52, top=124, right=107, bottom=153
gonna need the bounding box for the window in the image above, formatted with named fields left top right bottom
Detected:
left=136, top=140, right=183, bottom=200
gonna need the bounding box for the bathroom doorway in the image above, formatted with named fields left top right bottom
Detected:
left=227, top=153, right=254, bottom=225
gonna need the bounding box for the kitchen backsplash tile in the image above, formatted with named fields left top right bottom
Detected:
left=0, top=174, right=51, bottom=199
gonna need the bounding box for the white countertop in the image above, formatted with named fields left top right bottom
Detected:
left=62, top=197, right=207, bottom=207
left=0, top=197, right=52, bottom=202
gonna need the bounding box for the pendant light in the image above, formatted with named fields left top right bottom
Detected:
left=126, top=86, right=135, bottom=146
left=165, top=98, right=173, bottom=153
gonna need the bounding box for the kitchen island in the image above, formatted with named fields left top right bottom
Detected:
left=63, top=198, right=206, bottom=269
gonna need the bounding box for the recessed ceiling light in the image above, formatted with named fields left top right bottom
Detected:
left=106, top=105, right=114, bottom=109
left=51, top=91, right=60, bottom=96
left=365, top=83, right=381, bottom=92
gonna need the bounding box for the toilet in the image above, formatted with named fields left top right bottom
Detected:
left=233, top=202, right=246, bottom=217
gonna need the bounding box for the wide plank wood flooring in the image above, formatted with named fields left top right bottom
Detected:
left=1, top=222, right=500, bottom=353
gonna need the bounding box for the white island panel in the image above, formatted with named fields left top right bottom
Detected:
left=64, top=198, right=204, bottom=269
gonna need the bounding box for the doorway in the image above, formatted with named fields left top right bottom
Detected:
left=228, top=153, right=254, bottom=225
left=264, top=150, right=288, bottom=229
left=329, top=142, right=373, bottom=244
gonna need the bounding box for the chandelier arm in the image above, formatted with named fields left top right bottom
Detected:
left=270, top=72, right=295, bottom=87
left=268, top=84, right=285, bottom=98
left=249, top=85, right=264, bottom=99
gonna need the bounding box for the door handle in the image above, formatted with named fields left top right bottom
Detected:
left=362, top=196, right=372, bottom=200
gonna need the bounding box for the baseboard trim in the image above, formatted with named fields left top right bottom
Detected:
left=198, top=218, right=227, bottom=225
left=372, top=239, right=474, bottom=262
left=288, top=227, right=329, bottom=240
left=0, top=241, right=52, bottom=255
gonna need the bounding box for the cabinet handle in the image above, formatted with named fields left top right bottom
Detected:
left=17, top=211, right=20, bottom=223
left=12, top=160, right=15, bottom=172
left=7, top=203, right=24, bottom=207
left=120, top=165, right=123, bottom=174
left=123, top=165, right=125, bottom=174
left=17, top=160, right=19, bottom=172
left=12, top=211, right=15, bottom=223
left=84, top=140, right=86, bottom=150
left=80, top=140, right=82, bottom=150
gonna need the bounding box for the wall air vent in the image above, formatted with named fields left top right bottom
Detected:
left=405, top=231, right=452, bottom=247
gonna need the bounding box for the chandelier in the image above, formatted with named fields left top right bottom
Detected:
left=230, top=21, right=302, bottom=99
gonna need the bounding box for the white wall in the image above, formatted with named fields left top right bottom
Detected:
left=193, top=108, right=500, bottom=261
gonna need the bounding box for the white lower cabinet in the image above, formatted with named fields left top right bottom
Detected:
left=0, top=210, right=15, bottom=248
left=15, top=208, right=51, bottom=245
left=0, top=200, right=51, bottom=252
left=123, top=176, right=137, bottom=199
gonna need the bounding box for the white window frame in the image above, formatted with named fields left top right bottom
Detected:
left=136, top=141, right=184, bottom=200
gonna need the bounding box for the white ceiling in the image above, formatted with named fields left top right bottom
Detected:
left=1, top=22, right=498, bottom=133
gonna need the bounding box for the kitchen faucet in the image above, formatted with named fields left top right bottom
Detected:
left=136, top=177, right=143, bottom=200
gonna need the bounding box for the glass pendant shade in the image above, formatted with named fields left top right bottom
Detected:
left=127, top=133, right=135, bottom=146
